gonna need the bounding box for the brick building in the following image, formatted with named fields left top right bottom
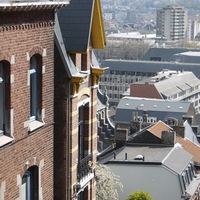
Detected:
left=0, top=1, right=68, bottom=199
left=54, top=0, right=106, bottom=199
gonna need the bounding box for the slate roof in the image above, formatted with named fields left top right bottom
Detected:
left=134, top=71, right=200, bottom=98
left=100, top=59, right=200, bottom=79
left=102, top=145, right=173, bottom=163
left=56, top=0, right=93, bottom=52
left=100, top=143, right=192, bottom=175
left=139, top=120, right=200, bottom=165
left=143, top=47, right=200, bottom=62
left=115, top=97, right=191, bottom=123
left=162, top=143, right=193, bottom=174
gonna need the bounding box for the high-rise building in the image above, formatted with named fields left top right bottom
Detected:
left=187, top=19, right=200, bottom=41
left=156, top=6, right=188, bottom=41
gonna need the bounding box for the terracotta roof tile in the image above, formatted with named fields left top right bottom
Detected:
left=148, top=120, right=172, bottom=138
left=149, top=121, right=200, bottom=164
left=176, top=136, right=200, bottom=164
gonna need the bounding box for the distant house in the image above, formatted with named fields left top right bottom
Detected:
left=129, top=71, right=200, bottom=113
left=99, top=59, right=200, bottom=106
left=98, top=121, right=200, bottom=200
left=98, top=143, right=199, bottom=200
left=128, top=120, right=200, bottom=166
left=97, top=88, right=115, bottom=152
left=114, top=97, right=196, bottom=128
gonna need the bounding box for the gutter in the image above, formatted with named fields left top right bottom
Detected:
left=68, top=79, right=71, bottom=200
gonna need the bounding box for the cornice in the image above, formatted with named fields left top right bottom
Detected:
left=0, top=22, right=54, bottom=32
left=71, top=75, right=88, bottom=96
left=0, top=1, right=69, bottom=11
left=91, top=67, right=108, bottom=86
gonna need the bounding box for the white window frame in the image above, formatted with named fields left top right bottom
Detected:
left=30, top=57, right=37, bottom=122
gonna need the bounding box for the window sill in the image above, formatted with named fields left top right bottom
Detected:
left=0, top=135, right=14, bottom=147
left=29, top=120, right=44, bottom=132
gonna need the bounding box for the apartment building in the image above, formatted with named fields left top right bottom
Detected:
left=156, top=6, right=188, bottom=41
left=99, top=59, right=158, bottom=106
left=54, top=0, right=106, bottom=199
left=187, top=20, right=200, bottom=41
left=99, top=51, right=200, bottom=106
left=0, top=1, right=68, bottom=199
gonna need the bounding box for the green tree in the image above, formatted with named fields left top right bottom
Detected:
left=126, top=190, right=153, bottom=200
left=95, top=164, right=123, bottom=200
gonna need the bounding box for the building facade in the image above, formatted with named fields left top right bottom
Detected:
left=54, top=0, right=106, bottom=199
left=99, top=59, right=158, bottom=106
left=0, top=1, right=68, bottom=199
left=156, top=6, right=188, bottom=41
left=99, top=57, right=200, bottom=108
left=187, top=20, right=200, bottom=41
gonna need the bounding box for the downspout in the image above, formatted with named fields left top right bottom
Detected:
left=68, top=79, right=71, bottom=200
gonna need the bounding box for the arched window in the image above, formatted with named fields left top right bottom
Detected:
left=29, top=54, right=43, bottom=132
left=22, top=166, right=39, bottom=200
left=30, top=55, right=42, bottom=122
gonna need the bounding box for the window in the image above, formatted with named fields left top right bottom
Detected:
left=22, top=166, right=39, bottom=200
left=0, top=61, right=10, bottom=135
left=78, top=106, right=85, bottom=161
left=81, top=54, right=88, bottom=71
left=30, top=55, right=42, bottom=122
left=29, top=55, right=43, bottom=132
left=0, top=63, right=4, bottom=135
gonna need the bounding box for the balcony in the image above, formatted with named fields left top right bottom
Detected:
left=76, top=154, right=94, bottom=191
left=76, top=154, right=94, bottom=190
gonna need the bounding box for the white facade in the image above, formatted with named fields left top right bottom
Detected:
left=187, top=20, right=200, bottom=41
left=99, top=70, right=156, bottom=105
left=156, top=6, right=188, bottom=41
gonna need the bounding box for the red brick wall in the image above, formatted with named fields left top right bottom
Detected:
left=54, top=45, right=69, bottom=199
left=0, top=9, right=55, bottom=199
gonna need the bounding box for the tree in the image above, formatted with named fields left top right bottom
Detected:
left=126, top=190, right=153, bottom=200
left=95, top=39, right=150, bottom=61
left=95, top=164, right=123, bottom=200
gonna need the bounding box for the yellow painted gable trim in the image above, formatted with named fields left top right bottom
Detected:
left=91, top=0, right=106, bottom=49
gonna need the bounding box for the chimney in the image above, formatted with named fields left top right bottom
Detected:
left=161, top=131, right=176, bottom=145
left=130, top=112, right=141, bottom=134
left=173, top=125, right=185, bottom=138
left=115, top=128, right=128, bottom=148
left=143, top=110, right=148, bottom=123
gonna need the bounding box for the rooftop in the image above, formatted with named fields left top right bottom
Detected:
left=117, top=97, right=191, bottom=113
left=100, top=143, right=192, bottom=174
